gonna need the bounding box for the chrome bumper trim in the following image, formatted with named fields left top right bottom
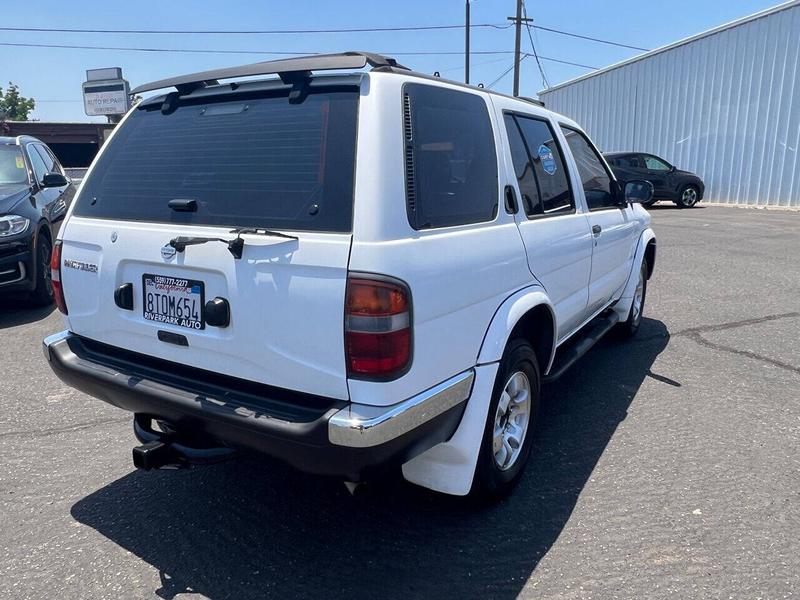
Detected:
left=0, top=262, right=26, bottom=287
left=328, top=370, right=475, bottom=448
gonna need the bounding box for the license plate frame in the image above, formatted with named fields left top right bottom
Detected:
left=142, top=273, right=205, bottom=331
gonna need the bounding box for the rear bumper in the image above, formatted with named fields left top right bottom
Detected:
left=43, top=331, right=473, bottom=480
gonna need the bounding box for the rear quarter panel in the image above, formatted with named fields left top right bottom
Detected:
left=347, top=74, right=532, bottom=406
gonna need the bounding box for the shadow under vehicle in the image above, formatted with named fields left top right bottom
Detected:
left=72, top=318, right=671, bottom=600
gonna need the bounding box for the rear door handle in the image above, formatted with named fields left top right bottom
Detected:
left=592, top=224, right=602, bottom=236
left=504, top=185, right=518, bottom=214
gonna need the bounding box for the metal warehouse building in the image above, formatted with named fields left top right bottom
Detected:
left=539, top=1, right=800, bottom=208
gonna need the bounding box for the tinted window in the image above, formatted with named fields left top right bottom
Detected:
left=0, top=145, right=28, bottom=185
left=75, top=90, right=359, bottom=232
left=511, top=115, right=573, bottom=216
left=504, top=115, right=540, bottom=216
left=38, top=144, right=63, bottom=174
left=614, top=155, right=643, bottom=169
left=405, top=84, right=498, bottom=229
left=644, top=155, right=671, bottom=171
left=34, top=144, right=57, bottom=173
left=561, top=127, right=617, bottom=210
left=26, top=144, right=49, bottom=184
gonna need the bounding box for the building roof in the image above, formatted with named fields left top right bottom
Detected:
left=539, top=0, right=800, bottom=95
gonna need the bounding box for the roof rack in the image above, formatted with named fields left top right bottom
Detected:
left=519, top=96, right=545, bottom=107
left=131, top=51, right=409, bottom=95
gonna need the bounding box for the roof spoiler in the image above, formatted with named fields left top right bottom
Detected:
left=131, top=51, right=409, bottom=95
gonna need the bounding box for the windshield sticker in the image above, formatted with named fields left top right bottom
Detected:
left=15, top=156, right=24, bottom=169
left=538, top=145, right=557, bottom=175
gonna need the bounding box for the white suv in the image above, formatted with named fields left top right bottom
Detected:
left=43, top=52, right=656, bottom=499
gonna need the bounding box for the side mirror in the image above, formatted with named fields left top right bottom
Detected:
left=624, top=180, right=654, bottom=205
left=41, top=172, right=69, bottom=188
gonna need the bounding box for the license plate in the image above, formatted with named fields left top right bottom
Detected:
left=142, top=274, right=205, bottom=330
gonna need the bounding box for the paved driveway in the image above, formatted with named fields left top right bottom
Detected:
left=1, top=206, right=798, bottom=599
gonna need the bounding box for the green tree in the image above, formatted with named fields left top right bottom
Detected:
left=0, top=82, right=36, bottom=121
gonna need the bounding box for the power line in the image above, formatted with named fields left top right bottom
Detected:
left=527, top=54, right=597, bottom=70
left=0, top=41, right=600, bottom=68
left=522, top=2, right=550, bottom=89
left=488, top=55, right=528, bottom=89
left=0, top=41, right=507, bottom=55
left=439, top=56, right=510, bottom=74
left=533, top=25, right=650, bottom=52
left=0, top=22, right=648, bottom=51
left=0, top=23, right=512, bottom=35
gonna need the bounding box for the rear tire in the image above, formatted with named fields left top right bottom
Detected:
left=676, top=185, right=700, bottom=208
left=29, top=234, right=54, bottom=306
left=471, top=338, right=540, bottom=501
left=618, top=260, right=647, bottom=338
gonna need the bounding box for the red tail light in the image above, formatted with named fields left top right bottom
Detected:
left=345, top=275, right=412, bottom=379
left=50, top=240, right=68, bottom=314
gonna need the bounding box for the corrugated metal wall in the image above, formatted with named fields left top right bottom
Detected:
left=540, top=3, right=800, bottom=207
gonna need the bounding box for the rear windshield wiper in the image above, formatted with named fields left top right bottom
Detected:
left=229, top=227, right=298, bottom=241
left=169, top=228, right=297, bottom=259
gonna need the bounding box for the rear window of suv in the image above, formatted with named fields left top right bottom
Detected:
left=403, top=83, right=498, bottom=230
left=74, top=89, right=359, bottom=233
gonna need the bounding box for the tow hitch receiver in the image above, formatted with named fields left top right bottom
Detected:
left=132, top=440, right=183, bottom=470
left=132, top=415, right=238, bottom=470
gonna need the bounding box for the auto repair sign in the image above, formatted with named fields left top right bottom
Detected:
left=82, top=81, right=130, bottom=116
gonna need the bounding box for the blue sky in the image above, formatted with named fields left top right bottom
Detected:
left=1, top=0, right=783, bottom=122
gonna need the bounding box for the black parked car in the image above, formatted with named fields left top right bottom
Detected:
left=0, top=135, right=74, bottom=304
left=604, top=152, right=705, bottom=208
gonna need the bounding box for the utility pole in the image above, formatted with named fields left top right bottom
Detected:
left=507, top=1, right=532, bottom=97
left=465, top=0, right=471, bottom=84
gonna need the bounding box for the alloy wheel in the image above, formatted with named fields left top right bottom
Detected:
left=681, top=187, right=698, bottom=207
left=492, top=371, right=532, bottom=471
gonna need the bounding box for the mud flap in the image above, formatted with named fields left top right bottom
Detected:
left=612, top=228, right=655, bottom=322
left=401, top=363, right=499, bottom=496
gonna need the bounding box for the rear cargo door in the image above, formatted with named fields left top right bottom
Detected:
left=59, top=86, right=359, bottom=400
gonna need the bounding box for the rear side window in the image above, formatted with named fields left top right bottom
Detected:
left=504, top=113, right=573, bottom=218
left=34, top=144, right=57, bottom=173
left=404, top=84, right=498, bottom=229
left=26, top=145, right=49, bottom=184
left=643, top=155, right=671, bottom=171
left=616, top=155, right=643, bottom=169
left=74, top=89, right=359, bottom=232
left=561, top=126, right=617, bottom=211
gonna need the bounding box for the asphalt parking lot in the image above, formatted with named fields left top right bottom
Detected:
left=1, top=205, right=798, bottom=599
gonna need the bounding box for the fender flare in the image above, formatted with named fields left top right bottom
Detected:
left=613, top=227, right=656, bottom=319
left=476, top=285, right=557, bottom=373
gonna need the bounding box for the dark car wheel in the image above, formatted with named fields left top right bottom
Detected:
left=471, top=338, right=541, bottom=501
left=29, top=234, right=54, bottom=306
left=676, top=185, right=700, bottom=208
